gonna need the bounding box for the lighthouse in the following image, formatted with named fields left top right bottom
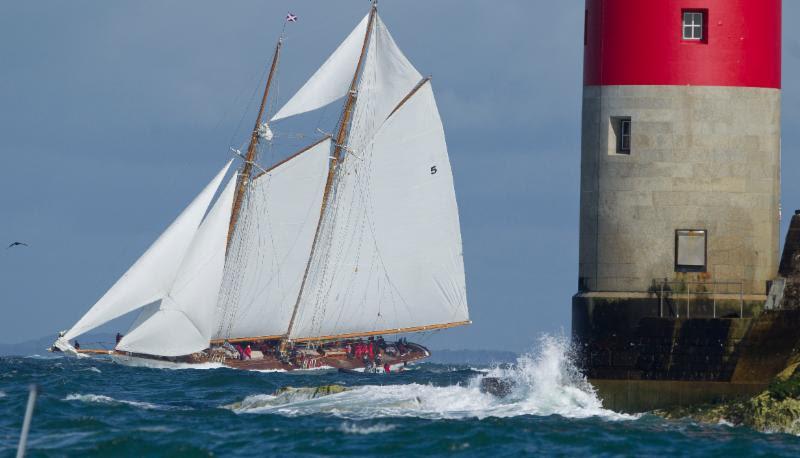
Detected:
left=573, top=1, right=787, bottom=411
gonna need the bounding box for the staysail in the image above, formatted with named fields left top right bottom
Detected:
left=215, top=138, right=331, bottom=340
left=63, top=160, right=232, bottom=341
left=117, top=175, right=237, bottom=357
left=270, top=14, right=370, bottom=122
left=286, top=14, right=469, bottom=340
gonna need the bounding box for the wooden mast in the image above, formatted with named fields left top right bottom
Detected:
left=227, top=37, right=283, bottom=246
left=282, top=3, right=378, bottom=347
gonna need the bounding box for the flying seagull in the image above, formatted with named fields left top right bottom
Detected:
left=7, top=242, right=29, bottom=249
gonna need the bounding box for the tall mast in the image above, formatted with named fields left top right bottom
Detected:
left=227, top=36, right=283, bottom=246
left=283, top=4, right=378, bottom=345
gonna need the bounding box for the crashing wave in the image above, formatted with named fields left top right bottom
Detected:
left=227, top=335, right=636, bottom=421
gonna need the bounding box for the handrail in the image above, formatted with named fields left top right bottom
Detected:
left=655, top=279, right=745, bottom=319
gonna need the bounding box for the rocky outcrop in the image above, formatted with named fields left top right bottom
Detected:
left=655, top=369, right=800, bottom=434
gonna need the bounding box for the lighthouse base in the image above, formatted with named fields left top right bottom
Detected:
left=572, top=295, right=800, bottom=412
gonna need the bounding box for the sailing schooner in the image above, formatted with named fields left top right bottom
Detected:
left=52, top=2, right=470, bottom=371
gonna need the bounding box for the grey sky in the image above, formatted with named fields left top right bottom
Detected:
left=1, top=1, right=799, bottom=352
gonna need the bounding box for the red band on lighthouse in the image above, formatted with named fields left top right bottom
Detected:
left=583, top=0, right=781, bottom=89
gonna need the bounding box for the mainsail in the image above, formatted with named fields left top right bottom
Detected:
left=276, top=10, right=469, bottom=341
left=117, top=175, right=237, bottom=357
left=215, top=138, right=331, bottom=340
left=288, top=81, right=468, bottom=340
left=63, top=160, right=232, bottom=341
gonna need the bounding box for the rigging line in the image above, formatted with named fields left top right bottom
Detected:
left=248, top=170, right=329, bottom=308
left=229, top=63, right=270, bottom=148
left=284, top=5, right=377, bottom=342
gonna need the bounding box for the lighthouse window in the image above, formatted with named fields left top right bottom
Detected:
left=675, top=229, right=707, bottom=273
left=618, top=118, right=631, bottom=153
left=682, top=11, right=704, bottom=41
left=609, top=116, right=632, bottom=156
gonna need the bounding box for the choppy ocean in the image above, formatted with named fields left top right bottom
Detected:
left=1, top=337, right=799, bottom=457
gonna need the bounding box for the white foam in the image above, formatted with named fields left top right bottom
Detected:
left=65, top=393, right=160, bottom=410
left=64, top=393, right=190, bottom=411
left=111, top=354, right=224, bottom=370
left=229, top=335, right=637, bottom=421
left=337, top=422, right=396, bottom=435
left=0, top=391, right=6, bottom=398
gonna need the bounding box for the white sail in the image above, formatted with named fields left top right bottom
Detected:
left=215, top=139, right=330, bottom=340
left=64, top=160, right=232, bottom=341
left=347, top=14, right=423, bottom=154
left=126, top=302, right=160, bottom=335
left=117, top=175, right=237, bottom=357
left=289, top=80, right=468, bottom=339
left=270, top=14, right=370, bottom=122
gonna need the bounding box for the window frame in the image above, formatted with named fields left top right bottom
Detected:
left=682, top=10, right=707, bottom=43
left=675, top=229, right=708, bottom=273
left=618, top=118, right=631, bottom=154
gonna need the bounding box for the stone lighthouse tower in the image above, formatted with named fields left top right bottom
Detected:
left=577, top=0, right=781, bottom=302
left=573, top=1, right=784, bottom=410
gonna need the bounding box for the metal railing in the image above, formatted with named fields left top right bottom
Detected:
left=655, top=280, right=744, bottom=319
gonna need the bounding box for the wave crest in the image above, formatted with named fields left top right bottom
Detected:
left=64, top=393, right=190, bottom=411
left=227, top=335, right=635, bottom=421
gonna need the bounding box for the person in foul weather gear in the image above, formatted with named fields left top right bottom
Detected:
left=384, top=363, right=391, bottom=374
left=116, top=333, right=123, bottom=344
left=74, top=340, right=80, bottom=350
left=244, top=345, right=252, bottom=360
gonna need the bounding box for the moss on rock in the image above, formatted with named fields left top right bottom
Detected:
left=654, top=370, right=800, bottom=434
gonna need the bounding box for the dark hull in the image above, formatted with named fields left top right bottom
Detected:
left=110, top=340, right=430, bottom=372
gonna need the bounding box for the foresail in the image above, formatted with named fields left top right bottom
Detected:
left=270, top=14, right=370, bottom=122
left=64, top=160, right=232, bottom=341
left=118, top=174, right=237, bottom=357
left=215, top=139, right=331, bottom=340
left=288, top=81, right=468, bottom=340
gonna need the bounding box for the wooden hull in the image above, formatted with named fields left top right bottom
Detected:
left=108, top=340, right=430, bottom=372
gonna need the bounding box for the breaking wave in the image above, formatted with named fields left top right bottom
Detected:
left=227, top=335, right=635, bottom=421
left=64, top=393, right=190, bottom=411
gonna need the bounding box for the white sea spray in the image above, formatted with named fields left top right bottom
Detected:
left=228, top=335, right=637, bottom=421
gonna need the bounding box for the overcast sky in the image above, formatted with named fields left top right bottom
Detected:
left=2, top=1, right=800, bottom=352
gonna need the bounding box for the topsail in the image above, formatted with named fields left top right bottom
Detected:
left=270, top=14, right=370, bottom=122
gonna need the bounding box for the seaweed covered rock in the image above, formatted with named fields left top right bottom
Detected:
left=654, top=371, right=800, bottom=434
left=274, top=385, right=349, bottom=398
left=224, top=385, right=350, bottom=411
